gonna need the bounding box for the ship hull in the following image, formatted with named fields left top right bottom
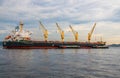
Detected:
left=2, top=40, right=108, bottom=49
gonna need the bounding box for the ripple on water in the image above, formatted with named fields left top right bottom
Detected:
left=0, top=47, right=120, bottom=78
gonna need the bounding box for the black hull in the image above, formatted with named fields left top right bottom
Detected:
left=2, top=40, right=108, bottom=49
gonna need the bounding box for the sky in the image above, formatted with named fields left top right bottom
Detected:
left=0, top=0, right=120, bottom=44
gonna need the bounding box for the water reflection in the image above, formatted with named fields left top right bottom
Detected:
left=60, top=49, right=64, bottom=54
left=42, top=49, right=48, bottom=55
left=8, top=50, right=33, bottom=66
left=0, top=48, right=120, bottom=78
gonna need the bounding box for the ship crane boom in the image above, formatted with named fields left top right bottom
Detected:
left=39, top=21, right=48, bottom=41
left=88, top=23, right=96, bottom=42
left=56, top=23, right=64, bottom=42
left=69, top=25, right=78, bottom=42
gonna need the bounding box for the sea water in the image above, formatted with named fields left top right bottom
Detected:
left=0, top=47, right=120, bottom=78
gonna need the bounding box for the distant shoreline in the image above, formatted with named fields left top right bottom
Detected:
left=108, top=44, right=120, bottom=47
left=0, top=41, right=2, bottom=46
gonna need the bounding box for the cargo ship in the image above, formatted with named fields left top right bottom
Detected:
left=2, top=21, right=108, bottom=49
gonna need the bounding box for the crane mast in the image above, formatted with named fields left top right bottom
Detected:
left=19, top=21, right=23, bottom=32
left=88, top=23, right=96, bottom=43
left=69, top=25, right=78, bottom=42
left=39, top=21, right=48, bottom=41
left=56, top=23, right=64, bottom=42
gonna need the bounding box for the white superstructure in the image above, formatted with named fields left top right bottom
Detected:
left=5, top=21, right=32, bottom=41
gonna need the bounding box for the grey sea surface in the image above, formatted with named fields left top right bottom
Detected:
left=0, top=47, right=120, bottom=78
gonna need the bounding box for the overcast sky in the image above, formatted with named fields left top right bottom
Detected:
left=0, top=0, right=120, bottom=44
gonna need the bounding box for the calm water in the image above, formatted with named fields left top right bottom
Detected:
left=0, top=47, right=120, bottom=78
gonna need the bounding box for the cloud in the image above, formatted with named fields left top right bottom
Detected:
left=1, top=0, right=120, bottom=22
left=0, top=0, right=120, bottom=44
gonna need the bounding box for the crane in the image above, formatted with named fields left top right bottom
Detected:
left=56, top=23, right=64, bottom=42
left=19, top=21, right=23, bottom=32
left=88, top=23, right=96, bottom=43
left=69, top=25, right=78, bottom=42
left=39, top=21, right=48, bottom=41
